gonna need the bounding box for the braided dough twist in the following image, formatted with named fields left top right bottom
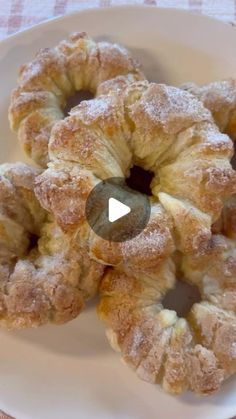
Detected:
left=35, top=81, right=236, bottom=271
left=98, top=258, right=236, bottom=396
left=0, top=163, right=103, bottom=329
left=102, top=78, right=234, bottom=394
left=97, top=80, right=236, bottom=395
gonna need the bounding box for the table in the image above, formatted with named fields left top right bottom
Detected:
left=0, top=0, right=236, bottom=418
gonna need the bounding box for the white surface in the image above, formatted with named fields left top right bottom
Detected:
left=0, top=5, right=236, bottom=419
left=108, top=198, right=131, bottom=222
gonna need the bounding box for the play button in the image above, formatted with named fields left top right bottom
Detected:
left=85, top=177, right=150, bottom=242
left=108, top=198, right=131, bottom=222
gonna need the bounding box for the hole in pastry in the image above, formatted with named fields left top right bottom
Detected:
left=162, top=279, right=201, bottom=317
left=28, top=233, right=39, bottom=252
left=126, top=165, right=154, bottom=196
left=64, top=90, right=94, bottom=116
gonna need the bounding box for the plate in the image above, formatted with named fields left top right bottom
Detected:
left=0, top=5, right=236, bottom=419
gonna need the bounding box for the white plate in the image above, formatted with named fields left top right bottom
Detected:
left=0, top=5, right=236, bottom=419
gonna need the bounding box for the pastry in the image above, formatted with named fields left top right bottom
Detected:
left=35, top=81, right=236, bottom=269
left=6, top=38, right=236, bottom=396
left=9, top=32, right=143, bottom=167
left=95, top=81, right=236, bottom=396
left=98, top=251, right=236, bottom=395
left=0, top=162, right=103, bottom=328
left=182, top=79, right=236, bottom=238
left=181, top=79, right=236, bottom=140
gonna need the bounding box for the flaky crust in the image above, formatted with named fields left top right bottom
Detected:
left=96, top=81, right=236, bottom=396
left=182, top=235, right=236, bottom=314
left=35, top=82, right=236, bottom=271
left=9, top=32, right=144, bottom=167
left=143, top=79, right=236, bottom=395
left=98, top=253, right=236, bottom=395
left=181, top=79, right=236, bottom=141
left=182, top=79, right=236, bottom=240
left=89, top=201, right=175, bottom=272
left=212, top=195, right=236, bottom=239
left=0, top=163, right=104, bottom=329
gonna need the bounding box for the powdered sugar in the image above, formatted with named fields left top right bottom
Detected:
left=131, top=83, right=212, bottom=134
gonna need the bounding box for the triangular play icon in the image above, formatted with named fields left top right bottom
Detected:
left=108, top=197, right=131, bottom=223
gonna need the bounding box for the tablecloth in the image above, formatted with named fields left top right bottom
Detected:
left=0, top=0, right=236, bottom=40
left=0, top=0, right=236, bottom=418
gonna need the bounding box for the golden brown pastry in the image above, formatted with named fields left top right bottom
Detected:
left=212, top=195, right=236, bottom=238
left=182, top=79, right=236, bottom=239
left=145, top=78, right=236, bottom=395
left=9, top=32, right=143, bottom=167
left=0, top=162, right=103, bottom=329
left=35, top=81, right=236, bottom=270
left=182, top=234, right=236, bottom=314
left=98, top=252, right=236, bottom=395
left=181, top=79, right=236, bottom=140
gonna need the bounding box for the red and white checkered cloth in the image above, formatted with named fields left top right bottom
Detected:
left=0, top=0, right=236, bottom=418
left=0, top=0, right=236, bottom=40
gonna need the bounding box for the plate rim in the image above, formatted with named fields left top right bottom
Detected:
left=1, top=4, right=236, bottom=48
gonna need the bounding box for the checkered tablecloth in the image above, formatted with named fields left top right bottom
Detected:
left=0, top=0, right=236, bottom=40
left=0, top=0, right=236, bottom=418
